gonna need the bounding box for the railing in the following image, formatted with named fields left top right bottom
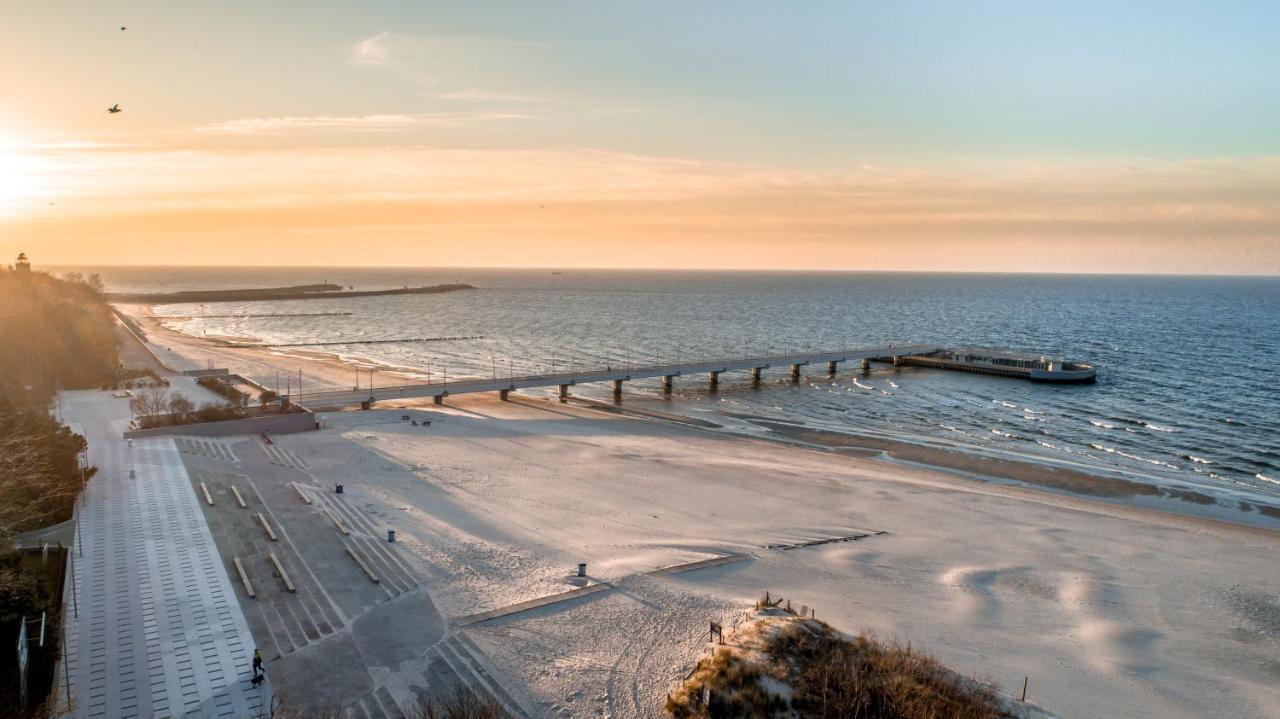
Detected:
left=297, top=344, right=938, bottom=403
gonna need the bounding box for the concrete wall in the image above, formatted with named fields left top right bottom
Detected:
left=124, top=410, right=315, bottom=439
left=181, top=368, right=231, bottom=377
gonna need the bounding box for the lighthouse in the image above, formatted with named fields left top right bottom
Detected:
left=14, top=252, right=30, bottom=273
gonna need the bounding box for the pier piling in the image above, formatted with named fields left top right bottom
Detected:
left=827, top=360, right=839, bottom=374
left=612, top=379, right=624, bottom=397
left=750, top=367, right=763, bottom=386
left=790, top=364, right=802, bottom=382
left=498, top=388, right=510, bottom=401
left=662, top=375, right=674, bottom=394
left=708, top=371, right=720, bottom=391
left=558, top=384, right=571, bottom=402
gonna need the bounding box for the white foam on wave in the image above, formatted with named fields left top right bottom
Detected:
left=1144, top=423, right=1175, bottom=432
left=1185, top=455, right=1213, bottom=465
left=1256, top=473, right=1280, bottom=486
left=1090, top=420, right=1115, bottom=429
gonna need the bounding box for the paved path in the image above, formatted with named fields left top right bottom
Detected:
left=57, top=390, right=270, bottom=718
left=178, top=432, right=535, bottom=718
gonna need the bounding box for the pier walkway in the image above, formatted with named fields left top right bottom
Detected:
left=298, top=344, right=939, bottom=408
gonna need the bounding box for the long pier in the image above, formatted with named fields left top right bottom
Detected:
left=297, top=344, right=940, bottom=408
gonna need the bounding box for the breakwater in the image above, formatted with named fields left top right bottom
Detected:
left=110, top=283, right=474, bottom=304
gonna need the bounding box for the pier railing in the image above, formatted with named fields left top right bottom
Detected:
left=295, top=344, right=938, bottom=407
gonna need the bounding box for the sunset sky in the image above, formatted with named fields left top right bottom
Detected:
left=2, top=2, right=1277, bottom=273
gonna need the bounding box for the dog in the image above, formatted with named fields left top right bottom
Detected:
left=251, top=672, right=265, bottom=687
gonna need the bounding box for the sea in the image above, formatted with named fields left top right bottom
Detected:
left=65, top=266, right=1280, bottom=508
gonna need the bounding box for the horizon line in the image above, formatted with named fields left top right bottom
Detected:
left=30, top=262, right=1280, bottom=280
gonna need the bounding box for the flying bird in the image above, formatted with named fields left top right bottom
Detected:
left=107, top=104, right=122, bottom=114
left=120, top=26, right=127, bottom=31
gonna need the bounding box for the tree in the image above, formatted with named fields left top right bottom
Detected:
left=167, top=391, right=193, bottom=422
left=130, top=385, right=169, bottom=423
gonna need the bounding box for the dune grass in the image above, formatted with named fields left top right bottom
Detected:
left=667, top=609, right=1010, bottom=719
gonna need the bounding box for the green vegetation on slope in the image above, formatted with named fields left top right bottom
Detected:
left=0, top=268, right=120, bottom=717
left=0, top=269, right=118, bottom=403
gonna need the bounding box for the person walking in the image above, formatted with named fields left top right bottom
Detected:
left=252, top=648, right=263, bottom=679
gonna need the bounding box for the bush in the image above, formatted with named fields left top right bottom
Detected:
left=667, top=614, right=1010, bottom=719
left=198, top=376, right=249, bottom=410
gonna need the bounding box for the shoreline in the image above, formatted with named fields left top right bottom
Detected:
left=566, top=396, right=1280, bottom=540
left=116, top=302, right=1280, bottom=534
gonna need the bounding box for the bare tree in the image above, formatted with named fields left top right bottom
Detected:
left=130, top=385, right=169, bottom=422
left=167, top=391, right=193, bottom=422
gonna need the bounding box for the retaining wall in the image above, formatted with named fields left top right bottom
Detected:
left=124, top=410, right=315, bottom=439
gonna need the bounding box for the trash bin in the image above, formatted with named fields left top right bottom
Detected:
left=335, top=483, right=344, bottom=494
left=387, top=530, right=396, bottom=543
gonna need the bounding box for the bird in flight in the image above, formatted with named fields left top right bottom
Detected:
left=107, top=104, right=122, bottom=114
left=120, top=26, right=127, bottom=31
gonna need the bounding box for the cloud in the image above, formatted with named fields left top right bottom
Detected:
left=434, top=88, right=544, bottom=103
left=196, top=114, right=420, bottom=134
left=349, top=31, right=393, bottom=67
left=8, top=144, right=1279, bottom=273
left=194, top=112, right=535, bottom=135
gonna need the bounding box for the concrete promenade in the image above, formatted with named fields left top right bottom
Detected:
left=57, top=390, right=270, bottom=718
left=299, top=344, right=938, bottom=408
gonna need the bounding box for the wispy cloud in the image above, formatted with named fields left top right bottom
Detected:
left=349, top=31, right=393, bottom=67
left=10, top=144, right=1279, bottom=272
left=434, top=88, right=544, bottom=103
left=196, top=114, right=420, bottom=134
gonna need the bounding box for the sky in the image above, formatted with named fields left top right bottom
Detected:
left=1, top=1, right=1278, bottom=273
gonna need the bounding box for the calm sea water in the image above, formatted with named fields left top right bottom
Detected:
left=68, top=266, right=1280, bottom=506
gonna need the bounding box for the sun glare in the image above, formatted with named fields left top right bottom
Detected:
left=0, top=138, right=36, bottom=214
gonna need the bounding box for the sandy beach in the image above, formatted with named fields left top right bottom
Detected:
left=271, top=394, right=1280, bottom=718
left=113, top=303, right=1280, bottom=717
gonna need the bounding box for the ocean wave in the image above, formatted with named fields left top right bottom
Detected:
left=1184, top=455, right=1214, bottom=465
left=993, top=400, right=1019, bottom=408
left=991, top=429, right=1029, bottom=441
left=1144, top=423, right=1176, bottom=432
left=1089, top=420, right=1115, bottom=429
left=1256, top=474, right=1280, bottom=486
left=887, top=380, right=899, bottom=388
left=1089, top=444, right=1180, bottom=469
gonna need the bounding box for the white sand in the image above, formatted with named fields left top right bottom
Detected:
left=267, top=395, right=1280, bottom=719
